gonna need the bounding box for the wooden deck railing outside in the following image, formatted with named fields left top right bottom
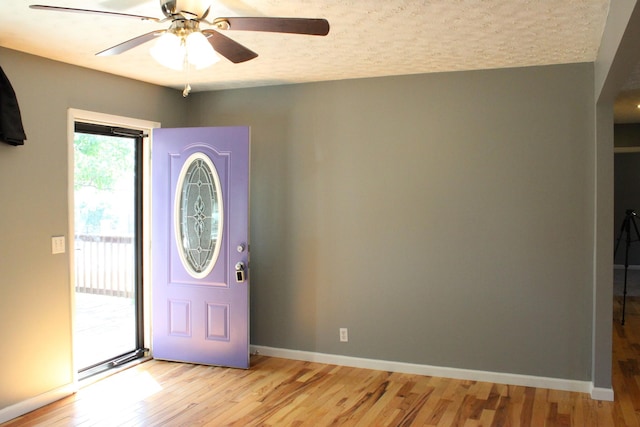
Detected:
left=75, top=234, right=135, bottom=298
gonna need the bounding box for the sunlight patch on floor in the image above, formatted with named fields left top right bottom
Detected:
left=79, top=369, right=163, bottom=412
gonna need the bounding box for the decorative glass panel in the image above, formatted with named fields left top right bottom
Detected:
left=175, top=152, right=223, bottom=278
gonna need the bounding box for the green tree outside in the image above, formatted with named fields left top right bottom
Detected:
left=74, top=133, right=135, bottom=235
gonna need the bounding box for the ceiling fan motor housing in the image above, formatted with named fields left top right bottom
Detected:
left=160, top=0, right=211, bottom=20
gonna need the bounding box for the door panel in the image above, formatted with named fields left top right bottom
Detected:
left=152, top=126, right=249, bottom=368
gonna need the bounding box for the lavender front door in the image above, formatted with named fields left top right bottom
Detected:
left=151, top=126, right=250, bottom=368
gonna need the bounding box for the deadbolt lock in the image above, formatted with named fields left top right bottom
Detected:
left=235, top=262, right=246, bottom=283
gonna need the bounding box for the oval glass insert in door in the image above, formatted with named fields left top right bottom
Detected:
left=174, top=152, right=223, bottom=279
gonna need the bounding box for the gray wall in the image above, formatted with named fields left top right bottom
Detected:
left=188, top=63, right=595, bottom=380
left=0, top=47, right=185, bottom=409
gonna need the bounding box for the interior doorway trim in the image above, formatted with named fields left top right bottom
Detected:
left=614, top=146, right=640, bottom=153
left=67, top=108, right=160, bottom=383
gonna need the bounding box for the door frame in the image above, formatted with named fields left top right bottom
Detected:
left=67, top=109, right=160, bottom=382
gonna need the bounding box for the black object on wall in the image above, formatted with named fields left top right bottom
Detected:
left=0, top=66, right=27, bottom=146
left=613, top=209, right=640, bottom=325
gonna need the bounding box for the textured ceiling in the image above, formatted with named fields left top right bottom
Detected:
left=0, top=0, right=613, bottom=94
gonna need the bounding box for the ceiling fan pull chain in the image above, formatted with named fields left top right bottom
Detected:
left=183, top=54, right=192, bottom=97
left=182, top=37, right=192, bottom=98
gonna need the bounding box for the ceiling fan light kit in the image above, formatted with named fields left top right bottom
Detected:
left=29, top=0, right=329, bottom=94
left=150, top=20, right=220, bottom=71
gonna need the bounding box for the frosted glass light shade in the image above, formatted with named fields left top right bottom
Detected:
left=185, top=32, right=219, bottom=69
left=150, top=32, right=185, bottom=70
left=150, top=31, right=219, bottom=71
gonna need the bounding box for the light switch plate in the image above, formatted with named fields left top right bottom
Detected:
left=51, top=236, right=65, bottom=254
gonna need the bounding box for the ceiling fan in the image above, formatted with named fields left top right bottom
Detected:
left=29, top=0, right=330, bottom=66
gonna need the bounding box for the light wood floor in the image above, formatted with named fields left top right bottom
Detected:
left=3, top=297, right=639, bottom=426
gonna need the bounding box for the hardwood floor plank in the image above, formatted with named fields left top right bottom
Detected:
left=478, top=409, right=497, bottom=426
left=489, top=394, right=510, bottom=427
left=348, top=377, right=404, bottom=426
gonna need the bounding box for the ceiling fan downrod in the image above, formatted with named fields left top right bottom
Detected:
left=160, top=0, right=211, bottom=21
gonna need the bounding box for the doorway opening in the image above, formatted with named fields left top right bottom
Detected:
left=73, top=122, right=146, bottom=378
left=613, top=145, right=640, bottom=325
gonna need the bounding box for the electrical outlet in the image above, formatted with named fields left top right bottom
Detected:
left=51, top=236, right=65, bottom=254
left=339, top=328, right=348, bottom=342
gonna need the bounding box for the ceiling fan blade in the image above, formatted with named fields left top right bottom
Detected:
left=202, top=29, right=258, bottom=64
left=216, top=17, right=329, bottom=36
left=96, top=31, right=162, bottom=56
left=29, top=4, right=160, bottom=22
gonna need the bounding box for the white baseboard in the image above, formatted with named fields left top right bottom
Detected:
left=590, top=386, right=615, bottom=401
left=251, top=345, right=614, bottom=401
left=0, top=383, right=77, bottom=424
